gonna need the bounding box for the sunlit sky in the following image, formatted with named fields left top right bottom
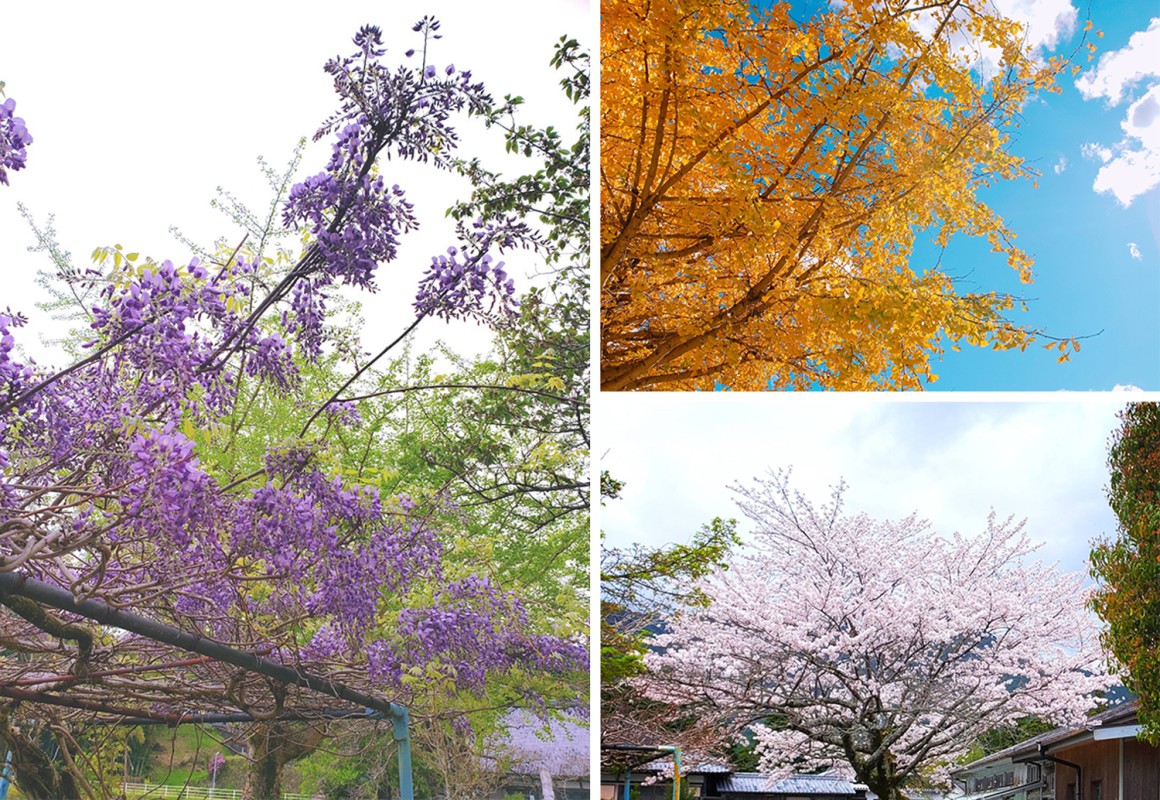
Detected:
left=915, top=0, right=1160, bottom=390
left=0, top=1, right=591, bottom=367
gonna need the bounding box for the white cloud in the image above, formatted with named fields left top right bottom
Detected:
left=1053, top=154, right=1068, bottom=174
left=1076, top=18, right=1160, bottom=104
left=1076, top=20, right=1160, bottom=206
left=1128, top=242, right=1142, bottom=260
left=1112, top=384, right=1143, bottom=391
left=1090, top=83, right=1160, bottom=205
left=909, top=0, right=1076, bottom=77
left=1081, top=142, right=1113, bottom=163
left=994, top=0, right=1078, bottom=54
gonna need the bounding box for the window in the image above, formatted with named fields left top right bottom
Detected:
left=1091, top=779, right=1103, bottom=800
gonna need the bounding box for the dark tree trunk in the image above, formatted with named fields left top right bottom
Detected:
left=242, top=721, right=325, bottom=800
left=856, top=758, right=910, bottom=800
left=850, top=736, right=907, bottom=800
left=0, top=718, right=84, bottom=800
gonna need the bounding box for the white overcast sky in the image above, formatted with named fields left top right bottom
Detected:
left=0, top=0, right=591, bottom=365
left=599, top=395, right=1130, bottom=578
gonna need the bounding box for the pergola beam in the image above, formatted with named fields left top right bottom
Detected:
left=0, top=571, right=415, bottom=800
left=0, top=572, right=404, bottom=721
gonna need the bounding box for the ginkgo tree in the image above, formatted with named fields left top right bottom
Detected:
left=601, top=0, right=1095, bottom=390
left=643, top=471, right=1111, bottom=799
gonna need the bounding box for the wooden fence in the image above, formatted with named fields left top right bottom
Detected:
left=121, top=782, right=315, bottom=800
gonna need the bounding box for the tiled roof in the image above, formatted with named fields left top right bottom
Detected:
left=691, top=762, right=735, bottom=773
left=638, top=758, right=733, bottom=772
left=717, top=772, right=860, bottom=795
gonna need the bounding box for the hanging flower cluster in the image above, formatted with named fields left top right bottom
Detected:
left=414, top=217, right=523, bottom=322
left=277, top=21, right=512, bottom=356
left=0, top=21, right=585, bottom=717
left=397, top=575, right=588, bottom=693
left=0, top=97, right=31, bottom=185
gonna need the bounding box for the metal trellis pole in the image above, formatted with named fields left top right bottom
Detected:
left=0, top=750, right=11, bottom=800
left=391, top=705, right=413, bottom=800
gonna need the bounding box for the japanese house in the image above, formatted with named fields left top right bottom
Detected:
left=953, top=699, right=1158, bottom=800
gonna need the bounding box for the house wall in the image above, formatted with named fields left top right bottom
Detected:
left=963, top=761, right=1041, bottom=795
left=1053, top=738, right=1123, bottom=800
left=599, top=774, right=709, bottom=800
left=1122, top=738, right=1160, bottom=800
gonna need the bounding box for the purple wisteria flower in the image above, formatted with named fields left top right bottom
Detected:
left=392, top=575, right=588, bottom=694
left=414, top=217, right=526, bottom=322
left=90, top=257, right=250, bottom=419
left=0, top=98, right=32, bottom=185
left=0, top=21, right=587, bottom=728
left=245, top=334, right=297, bottom=391
left=273, top=20, right=501, bottom=354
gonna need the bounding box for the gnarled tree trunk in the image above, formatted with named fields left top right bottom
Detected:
left=242, top=721, right=326, bottom=800
left=0, top=712, right=85, bottom=800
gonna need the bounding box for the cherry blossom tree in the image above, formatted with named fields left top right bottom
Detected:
left=644, top=471, right=1110, bottom=800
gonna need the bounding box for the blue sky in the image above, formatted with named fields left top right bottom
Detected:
left=915, top=0, right=1160, bottom=391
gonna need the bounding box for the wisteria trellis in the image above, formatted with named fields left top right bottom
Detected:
left=0, top=20, right=584, bottom=739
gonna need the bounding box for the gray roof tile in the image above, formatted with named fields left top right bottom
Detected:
left=717, top=772, right=858, bottom=794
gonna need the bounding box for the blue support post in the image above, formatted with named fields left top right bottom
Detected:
left=390, top=704, right=413, bottom=800
left=0, top=749, right=11, bottom=800
left=623, top=768, right=632, bottom=800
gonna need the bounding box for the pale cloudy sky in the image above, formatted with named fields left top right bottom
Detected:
left=1, top=1, right=591, bottom=365
left=600, top=396, right=1127, bottom=578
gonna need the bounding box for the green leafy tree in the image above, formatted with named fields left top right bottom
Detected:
left=1091, top=402, right=1160, bottom=742
left=601, top=471, right=738, bottom=682
left=600, top=473, right=739, bottom=759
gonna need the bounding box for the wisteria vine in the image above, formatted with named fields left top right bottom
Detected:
left=0, top=21, right=585, bottom=736
left=0, top=96, right=31, bottom=185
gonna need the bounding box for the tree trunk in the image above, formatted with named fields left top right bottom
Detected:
left=242, top=722, right=325, bottom=800
left=0, top=722, right=84, bottom=800
left=858, top=766, right=909, bottom=800
left=539, top=765, right=556, bottom=800
left=854, top=746, right=907, bottom=800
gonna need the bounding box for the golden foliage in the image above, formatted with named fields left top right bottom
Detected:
left=600, top=0, right=1076, bottom=390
